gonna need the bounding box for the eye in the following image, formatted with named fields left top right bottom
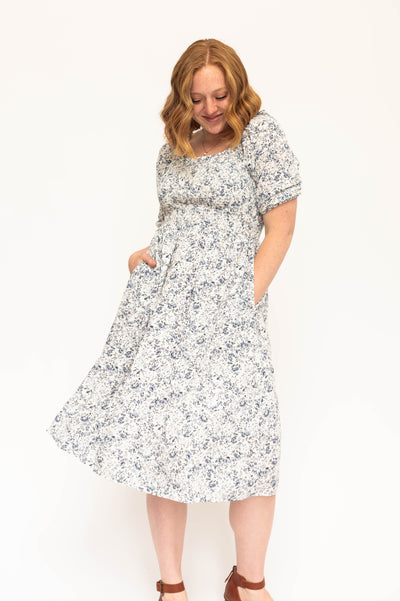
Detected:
left=192, top=94, right=228, bottom=104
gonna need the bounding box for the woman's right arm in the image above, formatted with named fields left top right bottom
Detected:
left=127, top=143, right=169, bottom=274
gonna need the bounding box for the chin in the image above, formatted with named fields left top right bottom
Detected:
left=203, top=119, right=227, bottom=133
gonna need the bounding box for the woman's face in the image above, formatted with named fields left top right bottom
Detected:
left=190, top=65, right=230, bottom=135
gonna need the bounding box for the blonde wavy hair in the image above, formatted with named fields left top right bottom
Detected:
left=160, top=39, right=262, bottom=159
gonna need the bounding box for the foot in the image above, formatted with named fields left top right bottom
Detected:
left=161, top=591, right=188, bottom=601
left=236, top=586, right=275, bottom=601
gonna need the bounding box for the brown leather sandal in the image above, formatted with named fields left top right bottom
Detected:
left=156, top=577, right=185, bottom=600
left=224, top=565, right=265, bottom=601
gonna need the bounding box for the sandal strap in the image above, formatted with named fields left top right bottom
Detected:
left=156, top=579, right=185, bottom=594
left=225, top=565, right=265, bottom=590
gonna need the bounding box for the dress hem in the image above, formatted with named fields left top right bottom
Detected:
left=46, top=427, right=279, bottom=504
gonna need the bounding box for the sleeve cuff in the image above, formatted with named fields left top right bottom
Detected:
left=257, top=182, right=302, bottom=214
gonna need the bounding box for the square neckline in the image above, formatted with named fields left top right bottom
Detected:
left=185, top=146, right=234, bottom=160
left=166, top=109, right=267, bottom=161
left=182, top=109, right=267, bottom=160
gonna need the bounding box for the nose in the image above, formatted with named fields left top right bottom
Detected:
left=204, top=97, right=219, bottom=115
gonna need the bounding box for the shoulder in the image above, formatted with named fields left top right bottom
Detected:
left=241, top=109, right=299, bottom=171
left=157, top=141, right=173, bottom=160
left=156, top=141, right=174, bottom=173
left=244, top=108, right=274, bottom=133
left=242, top=109, right=286, bottom=150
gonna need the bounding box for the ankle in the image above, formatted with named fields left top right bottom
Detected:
left=157, top=575, right=186, bottom=599
left=235, top=566, right=264, bottom=584
left=160, top=576, right=184, bottom=584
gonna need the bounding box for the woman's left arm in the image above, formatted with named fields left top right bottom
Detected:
left=254, top=197, right=297, bottom=304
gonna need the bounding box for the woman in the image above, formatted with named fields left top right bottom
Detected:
left=46, top=38, right=301, bottom=601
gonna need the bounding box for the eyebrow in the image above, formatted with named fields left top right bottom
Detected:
left=190, top=87, right=227, bottom=95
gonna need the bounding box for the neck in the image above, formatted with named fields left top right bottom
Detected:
left=202, top=126, right=229, bottom=146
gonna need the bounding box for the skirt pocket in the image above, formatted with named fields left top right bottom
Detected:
left=248, top=257, right=269, bottom=310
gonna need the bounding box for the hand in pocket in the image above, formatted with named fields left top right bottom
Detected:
left=128, top=245, right=157, bottom=274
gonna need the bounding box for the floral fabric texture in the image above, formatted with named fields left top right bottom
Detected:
left=46, top=109, right=302, bottom=503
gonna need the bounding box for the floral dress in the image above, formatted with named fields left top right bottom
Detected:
left=46, top=108, right=302, bottom=503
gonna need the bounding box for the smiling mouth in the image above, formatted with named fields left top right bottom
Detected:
left=204, top=114, right=222, bottom=121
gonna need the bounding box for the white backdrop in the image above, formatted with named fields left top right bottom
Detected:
left=1, top=1, right=399, bottom=600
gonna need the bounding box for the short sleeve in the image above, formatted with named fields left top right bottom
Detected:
left=155, top=142, right=172, bottom=228
left=243, top=110, right=302, bottom=215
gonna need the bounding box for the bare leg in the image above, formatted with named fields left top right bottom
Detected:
left=146, top=493, right=189, bottom=601
left=229, top=495, right=277, bottom=601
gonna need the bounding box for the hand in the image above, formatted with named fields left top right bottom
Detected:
left=128, top=245, right=157, bottom=274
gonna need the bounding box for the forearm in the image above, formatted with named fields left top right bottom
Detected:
left=253, top=230, right=294, bottom=302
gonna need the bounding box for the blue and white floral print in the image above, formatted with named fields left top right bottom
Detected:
left=46, top=109, right=302, bottom=503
